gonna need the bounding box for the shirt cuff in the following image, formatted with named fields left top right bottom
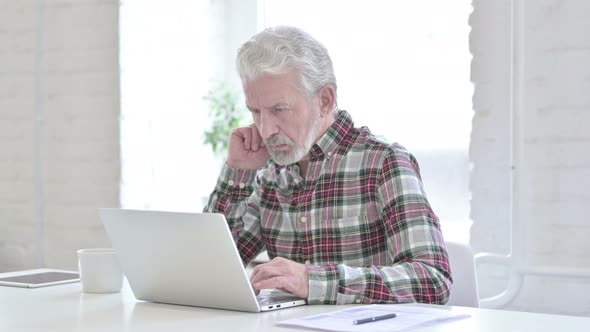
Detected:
left=215, top=163, right=257, bottom=199
left=307, top=264, right=340, bottom=304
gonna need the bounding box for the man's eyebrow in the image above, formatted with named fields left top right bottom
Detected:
left=268, top=102, right=290, bottom=109
left=246, top=102, right=290, bottom=112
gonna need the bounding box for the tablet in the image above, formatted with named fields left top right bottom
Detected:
left=0, top=269, right=79, bottom=288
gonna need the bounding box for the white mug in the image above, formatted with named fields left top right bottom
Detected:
left=77, top=248, right=123, bottom=293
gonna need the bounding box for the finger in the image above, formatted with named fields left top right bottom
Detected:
left=251, top=259, right=309, bottom=298
left=250, top=264, right=261, bottom=283
left=230, top=127, right=245, bottom=147
left=252, top=276, right=287, bottom=293
left=250, top=264, right=265, bottom=285
left=250, top=259, right=288, bottom=285
left=250, top=264, right=278, bottom=285
left=251, top=124, right=265, bottom=150
left=241, top=127, right=252, bottom=151
left=249, top=124, right=260, bottom=152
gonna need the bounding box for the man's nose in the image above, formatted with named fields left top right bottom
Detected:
left=258, top=112, right=279, bottom=140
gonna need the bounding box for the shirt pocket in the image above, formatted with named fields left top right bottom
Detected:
left=314, top=215, right=371, bottom=265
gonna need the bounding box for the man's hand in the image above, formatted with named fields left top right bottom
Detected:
left=250, top=257, right=309, bottom=299
left=226, top=124, right=271, bottom=170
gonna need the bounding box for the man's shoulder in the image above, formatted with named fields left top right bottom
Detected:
left=351, top=126, right=412, bottom=159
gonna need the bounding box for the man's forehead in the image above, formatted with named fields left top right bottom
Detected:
left=244, top=81, right=299, bottom=109
left=245, top=98, right=292, bottom=110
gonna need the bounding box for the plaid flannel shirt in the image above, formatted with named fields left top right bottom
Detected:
left=205, top=110, right=452, bottom=305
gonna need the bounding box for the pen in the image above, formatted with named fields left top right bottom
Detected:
left=353, top=313, right=397, bottom=325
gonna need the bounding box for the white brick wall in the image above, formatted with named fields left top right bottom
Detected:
left=471, top=0, right=590, bottom=315
left=0, top=0, right=120, bottom=272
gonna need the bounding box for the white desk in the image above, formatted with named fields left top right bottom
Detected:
left=1, top=281, right=588, bottom=332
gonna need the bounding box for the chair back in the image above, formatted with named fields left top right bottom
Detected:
left=446, top=241, right=480, bottom=307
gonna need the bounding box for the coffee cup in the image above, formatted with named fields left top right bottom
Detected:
left=77, top=248, right=123, bottom=293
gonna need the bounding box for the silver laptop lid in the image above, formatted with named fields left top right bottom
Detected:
left=99, top=209, right=261, bottom=312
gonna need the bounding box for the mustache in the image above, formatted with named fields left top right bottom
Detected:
left=264, top=135, right=295, bottom=147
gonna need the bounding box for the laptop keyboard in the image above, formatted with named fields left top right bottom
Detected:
left=256, top=290, right=302, bottom=305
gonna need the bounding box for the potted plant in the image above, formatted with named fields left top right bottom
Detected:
left=203, top=82, right=249, bottom=159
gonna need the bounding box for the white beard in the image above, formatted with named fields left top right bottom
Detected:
left=265, top=112, right=322, bottom=165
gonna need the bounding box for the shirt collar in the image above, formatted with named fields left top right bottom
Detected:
left=310, top=110, right=354, bottom=160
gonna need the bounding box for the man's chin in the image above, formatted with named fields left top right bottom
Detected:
left=271, top=156, right=295, bottom=166
left=270, top=152, right=300, bottom=166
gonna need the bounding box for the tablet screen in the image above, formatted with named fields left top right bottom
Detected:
left=0, top=271, right=79, bottom=285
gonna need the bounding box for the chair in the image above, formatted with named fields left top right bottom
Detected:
left=445, top=241, right=480, bottom=307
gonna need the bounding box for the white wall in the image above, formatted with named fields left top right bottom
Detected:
left=0, top=0, right=257, bottom=273
left=470, top=0, right=590, bottom=316
left=0, top=0, right=120, bottom=272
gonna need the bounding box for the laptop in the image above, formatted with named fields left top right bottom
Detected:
left=98, top=208, right=306, bottom=312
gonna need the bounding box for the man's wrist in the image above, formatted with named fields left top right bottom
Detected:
left=226, top=159, right=264, bottom=171
left=306, top=264, right=340, bottom=304
left=215, top=163, right=257, bottom=197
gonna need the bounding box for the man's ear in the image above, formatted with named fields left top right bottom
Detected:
left=318, top=85, right=336, bottom=116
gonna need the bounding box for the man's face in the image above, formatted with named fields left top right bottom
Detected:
left=244, top=70, right=322, bottom=165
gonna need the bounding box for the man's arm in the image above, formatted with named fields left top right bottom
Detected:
left=306, top=149, right=452, bottom=305
left=204, top=124, right=270, bottom=264
left=204, top=163, right=265, bottom=265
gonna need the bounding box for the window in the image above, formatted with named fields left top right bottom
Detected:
left=120, top=0, right=473, bottom=242
left=260, top=0, right=473, bottom=242
left=120, top=1, right=224, bottom=211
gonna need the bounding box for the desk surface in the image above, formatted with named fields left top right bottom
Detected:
left=1, top=281, right=588, bottom=332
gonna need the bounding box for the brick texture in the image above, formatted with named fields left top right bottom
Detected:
left=471, top=0, right=590, bottom=315
left=0, top=0, right=120, bottom=272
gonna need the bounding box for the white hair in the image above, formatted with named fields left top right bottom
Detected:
left=236, top=26, right=338, bottom=101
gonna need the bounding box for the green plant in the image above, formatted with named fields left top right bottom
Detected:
left=203, top=82, right=249, bottom=158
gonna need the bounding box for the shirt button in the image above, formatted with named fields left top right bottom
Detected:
left=355, top=299, right=361, bottom=304
left=294, top=179, right=300, bottom=185
left=301, top=216, right=307, bottom=223
left=239, top=182, right=245, bottom=189
left=305, top=260, right=311, bottom=265
left=228, top=180, right=234, bottom=186
left=327, top=151, right=333, bottom=157
left=319, top=296, right=326, bottom=302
